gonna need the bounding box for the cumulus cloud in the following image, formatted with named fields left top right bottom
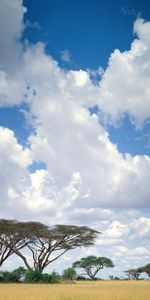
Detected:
left=112, top=245, right=149, bottom=260
left=103, top=221, right=130, bottom=239
left=97, top=18, right=150, bottom=127
left=131, top=217, right=150, bottom=239
left=0, top=127, right=32, bottom=218
left=0, top=0, right=150, bottom=275
left=0, top=1, right=150, bottom=215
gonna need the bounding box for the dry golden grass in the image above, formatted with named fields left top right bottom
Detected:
left=0, top=281, right=150, bottom=300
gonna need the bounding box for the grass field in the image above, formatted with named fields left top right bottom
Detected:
left=0, top=281, right=150, bottom=300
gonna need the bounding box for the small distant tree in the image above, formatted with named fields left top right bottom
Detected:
left=124, top=268, right=142, bottom=280
left=73, top=256, right=114, bottom=280
left=63, top=267, right=77, bottom=280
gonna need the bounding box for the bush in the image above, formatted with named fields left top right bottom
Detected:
left=49, top=271, right=60, bottom=283
left=13, top=267, right=26, bottom=281
left=25, top=269, right=44, bottom=283
left=0, top=271, right=4, bottom=282
left=76, top=275, right=87, bottom=281
left=0, top=271, right=20, bottom=283
left=0, top=268, right=60, bottom=284
left=63, top=267, right=77, bottom=281
left=0, top=267, right=26, bottom=283
left=24, top=269, right=60, bottom=283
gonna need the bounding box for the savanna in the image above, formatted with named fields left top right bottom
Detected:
left=0, top=281, right=150, bottom=300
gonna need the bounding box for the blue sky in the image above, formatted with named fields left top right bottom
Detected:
left=0, top=0, right=150, bottom=278
left=24, top=0, right=150, bottom=69
left=1, top=0, right=150, bottom=156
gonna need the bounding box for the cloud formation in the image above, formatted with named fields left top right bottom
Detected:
left=0, top=0, right=150, bottom=275
left=98, top=18, right=150, bottom=127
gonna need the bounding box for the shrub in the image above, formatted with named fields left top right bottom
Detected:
left=0, top=271, right=4, bottom=282
left=25, top=269, right=43, bottom=283
left=76, top=275, right=87, bottom=281
left=0, top=271, right=20, bottom=283
left=24, top=269, right=60, bottom=283
left=63, top=267, right=77, bottom=281
left=49, top=271, right=60, bottom=283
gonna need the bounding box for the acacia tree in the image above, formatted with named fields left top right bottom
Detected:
left=23, top=225, right=99, bottom=272
left=73, top=256, right=114, bottom=280
left=0, top=220, right=99, bottom=272
left=124, top=268, right=142, bottom=280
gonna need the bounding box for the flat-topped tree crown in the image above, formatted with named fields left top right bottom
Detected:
left=48, top=225, right=99, bottom=249
left=73, top=255, right=114, bottom=279
left=124, top=268, right=142, bottom=280
left=0, top=219, right=100, bottom=272
left=23, top=224, right=100, bottom=271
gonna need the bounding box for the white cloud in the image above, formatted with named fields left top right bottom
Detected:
left=0, top=127, right=32, bottom=218
left=0, top=0, right=150, bottom=275
left=131, top=217, right=150, bottom=239
left=0, top=12, right=150, bottom=213
left=97, top=18, right=150, bottom=127
left=96, top=238, right=124, bottom=247
left=103, top=221, right=130, bottom=239
left=112, top=245, right=149, bottom=260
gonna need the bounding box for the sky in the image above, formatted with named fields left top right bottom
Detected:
left=0, top=0, right=150, bottom=278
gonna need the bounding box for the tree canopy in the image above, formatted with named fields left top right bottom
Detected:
left=73, top=255, right=114, bottom=279
left=124, top=268, right=142, bottom=280
left=0, top=219, right=99, bottom=272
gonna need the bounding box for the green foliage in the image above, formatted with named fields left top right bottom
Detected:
left=63, top=267, right=77, bottom=280
left=49, top=271, right=60, bottom=283
left=0, top=271, right=19, bottom=283
left=13, top=266, right=26, bottom=280
left=0, top=267, right=26, bottom=283
left=24, top=269, right=60, bottom=283
left=73, top=256, right=114, bottom=279
left=25, top=269, right=43, bottom=283
left=76, top=275, right=87, bottom=281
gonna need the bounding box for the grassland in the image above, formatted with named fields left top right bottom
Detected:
left=0, top=281, right=150, bottom=300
